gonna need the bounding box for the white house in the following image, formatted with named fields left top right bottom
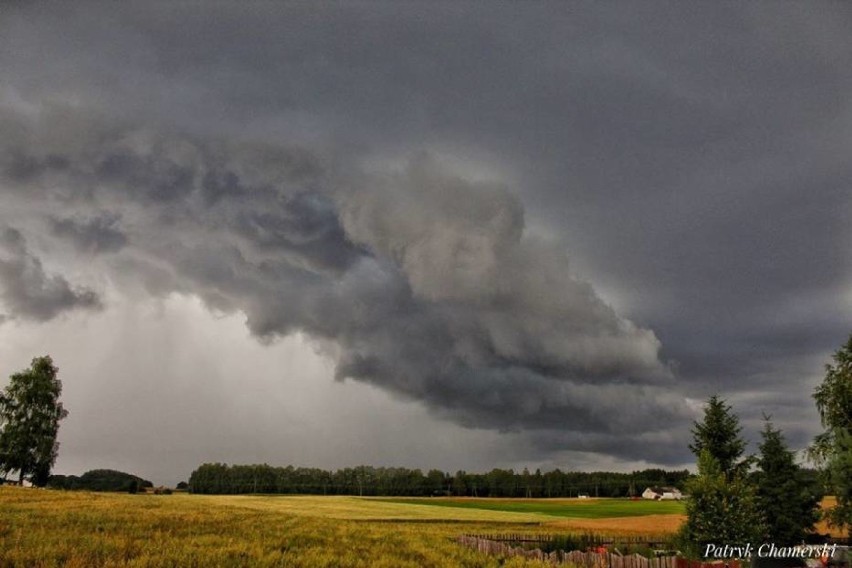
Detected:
left=642, top=486, right=683, bottom=500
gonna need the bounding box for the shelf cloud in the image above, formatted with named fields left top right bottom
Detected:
left=0, top=107, right=688, bottom=459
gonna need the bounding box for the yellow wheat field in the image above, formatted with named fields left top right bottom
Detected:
left=1, top=487, right=845, bottom=567
left=0, top=487, right=577, bottom=567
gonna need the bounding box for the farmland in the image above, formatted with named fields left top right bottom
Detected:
left=5, top=487, right=846, bottom=566
left=377, top=497, right=685, bottom=518
left=0, top=487, right=683, bottom=567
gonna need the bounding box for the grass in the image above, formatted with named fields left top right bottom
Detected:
left=3, top=487, right=678, bottom=567
left=374, top=497, right=686, bottom=519
left=207, top=494, right=546, bottom=522
left=2, top=488, right=844, bottom=565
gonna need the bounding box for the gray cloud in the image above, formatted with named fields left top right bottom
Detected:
left=50, top=213, right=128, bottom=254
left=0, top=106, right=689, bottom=462
left=1, top=2, right=849, bottom=476
left=0, top=226, right=102, bottom=321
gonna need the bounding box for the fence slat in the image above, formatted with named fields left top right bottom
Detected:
left=458, top=535, right=683, bottom=567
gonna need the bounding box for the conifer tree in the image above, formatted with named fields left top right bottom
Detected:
left=682, top=396, right=764, bottom=557
left=755, top=418, right=821, bottom=544
left=681, top=450, right=765, bottom=557
left=689, top=395, right=747, bottom=479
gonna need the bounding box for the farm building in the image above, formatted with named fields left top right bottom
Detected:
left=641, top=486, right=683, bottom=500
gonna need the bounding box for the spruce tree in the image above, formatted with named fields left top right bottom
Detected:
left=689, top=395, right=747, bottom=479
left=755, top=418, right=821, bottom=544
left=682, top=396, right=764, bottom=557
left=681, top=450, right=765, bottom=557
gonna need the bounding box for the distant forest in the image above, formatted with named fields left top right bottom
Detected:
left=47, top=469, right=154, bottom=493
left=188, top=464, right=692, bottom=497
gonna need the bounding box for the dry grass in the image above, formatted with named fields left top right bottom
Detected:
left=209, top=494, right=545, bottom=522
left=0, top=487, right=566, bottom=567
left=2, top=488, right=846, bottom=566
left=545, top=514, right=685, bottom=536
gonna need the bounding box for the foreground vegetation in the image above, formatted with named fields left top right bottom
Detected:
left=0, top=487, right=680, bottom=567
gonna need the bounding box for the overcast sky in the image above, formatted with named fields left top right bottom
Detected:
left=1, top=3, right=850, bottom=486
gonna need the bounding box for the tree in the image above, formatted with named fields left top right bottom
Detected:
left=824, top=429, right=852, bottom=530
left=426, top=469, right=446, bottom=495
left=689, top=395, right=747, bottom=480
left=0, top=356, right=68, bottom=486
left=754, top=418, right=821, bottom=544
left=680, top=450, right=765, bottom=558
left=810, top=333, right=852, bottom=530
left=682, top=397, right=764, bottom=557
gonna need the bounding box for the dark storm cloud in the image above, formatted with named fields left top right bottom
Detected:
left=1, top=2, right=850, bottom=469
left=50, top=213, right=128, bottom=254
left=0, top=227, right=102, bottom=321
left=529, top=428, right=690, bottom=466
left=0, top=106, right=689, bottom=461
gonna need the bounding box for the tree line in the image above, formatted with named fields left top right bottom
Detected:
left=188, top=463, right=690, bottom=497
left=47, top=469, right=154, bottom=493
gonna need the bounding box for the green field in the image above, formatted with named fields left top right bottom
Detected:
left=376, top=497, right=685, bottom=519
left=0, top=487, right=684, bottom=567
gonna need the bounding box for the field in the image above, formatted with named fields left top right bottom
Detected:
left=0, top=488, right=684, bottom=567
left=3, top=488, right=845, bottom=566
left=377, top=497, right=685, bottom=518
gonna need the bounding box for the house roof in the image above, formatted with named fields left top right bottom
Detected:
left=645, top=486, right=680, bottom=494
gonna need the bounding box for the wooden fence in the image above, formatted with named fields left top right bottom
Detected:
left=462, top=533, right=673, bottom=548
left=457, top=535, right=741, bottom=568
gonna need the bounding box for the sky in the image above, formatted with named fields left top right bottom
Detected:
left=0, top=3, right=850, bottom=486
